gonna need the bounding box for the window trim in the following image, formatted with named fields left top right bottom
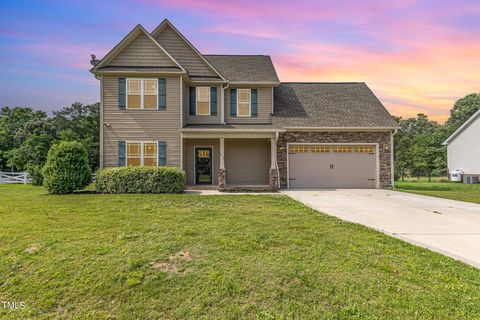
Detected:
left=125, top=141, right=158, bottom=167
left=196, top=87, right=211, bottom=116
left=126, top=78, right=158, bottom=110
left=236, top=88, right=251, bottom=117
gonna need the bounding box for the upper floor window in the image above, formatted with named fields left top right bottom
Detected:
left=127, top=79, right=157, bottom=109
left=196, top=87, right=210, bottom=115
left=237, top=89, right=251, bottom=116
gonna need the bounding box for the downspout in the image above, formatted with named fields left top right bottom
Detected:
left=98, top=75, right=104, bottom=169
left=276, top=130, right=280, bottom=189
left=221, top=82, right=230, bottom=124
left=391, top=129, right=397, bottom=189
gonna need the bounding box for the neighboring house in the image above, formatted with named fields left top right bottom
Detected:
left=90, top=19, right=398, bottom=190
left=443, top=109, right=480, bottom=183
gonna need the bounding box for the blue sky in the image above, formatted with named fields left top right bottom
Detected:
left=1, top=0, right=480, bottom=121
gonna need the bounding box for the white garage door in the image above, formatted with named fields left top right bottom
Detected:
left=288, top=144, right=376, bottom=189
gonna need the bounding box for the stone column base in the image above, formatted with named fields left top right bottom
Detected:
left=269, top=168, right=279, bottom=190
left=218, top=168, right=227, bottom=189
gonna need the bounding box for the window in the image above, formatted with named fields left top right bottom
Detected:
left=289, top=145, right=309, bottom=153
left=127, top=79, right=157, bottom=109
left=126, top=142, right=157, bottom=166
left=311, top=146, right=330, bottom=153
left=196, top=87, right=210, bottom=115
left=354, top=146, right=374, bottom=153
left=237, top=89, right=251, bottom=116
left=334, top=146, right=353, bottom=153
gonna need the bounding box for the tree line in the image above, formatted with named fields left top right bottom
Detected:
left=394, top=93, right=480, bottom=181
left=0, top=103, right=99, bottom=179
left=0, top=93, right=479, bottom=182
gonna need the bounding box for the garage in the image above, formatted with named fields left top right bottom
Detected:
left=288, top=144, right=377, bottom=189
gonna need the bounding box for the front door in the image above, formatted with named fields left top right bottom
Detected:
left=195, top=147, right=213, bottom=185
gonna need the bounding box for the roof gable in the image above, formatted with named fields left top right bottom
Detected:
left=93, top=24, right=184, bottom=72
left=443, top=109, right=480, bottom=145
left=151, top=19, right=224, bottom=80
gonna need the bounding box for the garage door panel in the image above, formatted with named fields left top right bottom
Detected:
left=289, top=153, right=334, bottom=189
left=288, top=145, right=376, bottom=189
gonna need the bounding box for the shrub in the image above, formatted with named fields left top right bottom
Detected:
left=26, top=163, right=44, bottom=186
left=96, top=166, right=185, bottom=194
left=42, top=141, right=92, bottom=194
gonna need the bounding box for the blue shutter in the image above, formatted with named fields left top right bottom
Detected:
left=251, top=89, right=257, bottom=117
left=189, top=87, right=196, bottom=115
left=158, top=141, right=166, bottom=166
left=210, top=87, right=217, bottom=116
left=158, top=78, right=166, bottom=110
left=230, top=88, right=237, bottom=117
left=118, top=78, right=126, bottom=110
left=118, top=141, right=126, bottom=166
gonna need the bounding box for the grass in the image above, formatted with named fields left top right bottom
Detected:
left=395, top=179, right=480, bottom=204
left=1, top=185, right=480, bottom=319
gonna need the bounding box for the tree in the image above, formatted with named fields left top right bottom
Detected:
left=0, top=107, right=55, bottom=170
left=394, top=114, right=448, bottom=181
left=51, top=102, right=100, bottom=171
left=445, top=93, right=480, bottom=134
left=0, top=102, right=100, bottom=173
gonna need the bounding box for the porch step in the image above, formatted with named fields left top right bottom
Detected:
left=220, top=185, right=277, bottom=193
left=186, top=185, right=219, bottom=191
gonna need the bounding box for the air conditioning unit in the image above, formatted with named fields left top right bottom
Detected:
left=464, top=175, right=479, bottom=184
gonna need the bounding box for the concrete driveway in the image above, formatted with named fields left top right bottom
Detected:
left=283, top=189, right=480, bottom=268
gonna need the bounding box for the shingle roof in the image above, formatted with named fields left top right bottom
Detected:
left=204, top=55, right=279, bottom=83
left=273, top=82, right=399, bottom=128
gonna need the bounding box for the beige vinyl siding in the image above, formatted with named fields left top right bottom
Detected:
left=225, top=87, right=272, bottom=123
left=225, top=139, right=270, bottom=185
left=155, top=26, right=218, bottom=77
left=184, top=139, right=220, bottom=185
left=186, top=86, right=222, bottom=124
left=103, top=76, right=181, bottom=167
left=108, top=33, right=178, bottom=67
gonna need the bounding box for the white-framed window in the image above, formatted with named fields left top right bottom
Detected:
left=237, top=89, right=251, bottom=116
left=196, top=87, right=210, bottom=115
left=126, top=142, right=157, bottom=166
left=126, top=79, right=158, bottom=109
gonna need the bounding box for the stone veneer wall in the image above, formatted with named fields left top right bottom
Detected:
left=277, top=131, right=393, bottom=189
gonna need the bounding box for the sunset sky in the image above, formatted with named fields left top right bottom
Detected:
left=1, top=0, right=479, bottom=122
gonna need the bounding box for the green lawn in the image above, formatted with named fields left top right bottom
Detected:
left=395, top=180, right=480, bottom=204
left=1, top=185, right=480, bottom=319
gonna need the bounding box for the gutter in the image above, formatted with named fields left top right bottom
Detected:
left=283, top=126, right=400, bottom=131
left=179, top=128, right=285, bottom=133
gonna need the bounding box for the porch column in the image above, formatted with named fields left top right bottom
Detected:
left=220, top=138, right=225, bottom=169
left=270, top=138, right=277, bottom=169
left=218, top=138, right=227, bottom=189
left=269, top=138, right=279, bottom=190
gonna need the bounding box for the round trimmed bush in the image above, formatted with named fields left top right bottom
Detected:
left=42, top=141, right=92, bottom=194
left=96, top=166, right=185, bottom=194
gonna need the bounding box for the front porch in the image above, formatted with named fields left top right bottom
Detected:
left=181, top=131, right=279, bottom=191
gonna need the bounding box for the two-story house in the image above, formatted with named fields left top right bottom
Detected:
left=91, top=19, right=398, bottom=190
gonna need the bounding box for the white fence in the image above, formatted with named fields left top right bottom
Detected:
left=0, top=172, right=31, bottom=184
